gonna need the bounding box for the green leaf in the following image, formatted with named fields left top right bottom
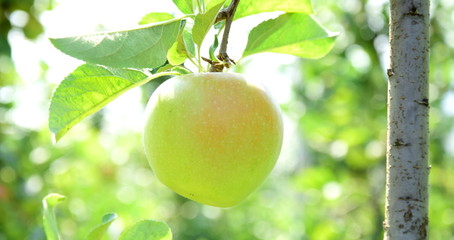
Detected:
left=172, top=0, right=194, bottom=14
left=234, top=0, right=313, bottom=20
left=42, top=193, right=66, bottom=240
left=171, top=65, right=193, bottom=74
left=242, top=13, right=337, bottom=59
left=49, top=64, right=178, bottom=141
left=139, top=12, right=175, bottom=25
left=119, top=220, right=172, bottom=240
left=49, top=19, right=182, bottom=69
left=85, top=213, right=118, bottom=240
left=167, top=22, right=192, bottom=65
left=155, top=63, right=174, bottom=73
left=167, top=44, right=186, bottom=66
left=182, top=29, right=196, bottom=56
left=206, top=0, right=225, bottom=9
left=208, top=34, right=219, bottom=60
left=192, top=0, right=226, bottom=46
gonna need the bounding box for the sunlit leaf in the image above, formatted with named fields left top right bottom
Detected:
left=139, top=12, right=175, bottom=25
left=119, top=220, right=172, bottom=240
left=42, top=193, right=66, bottom=240
left=234, top=0, right=313, bottom=20
left=85, top=213, right=118, bottom=240
left=192, top=0, right=226, bottom=46
left=243, top=13, right=337, bottom=59
left=206, top=0, right=226, bottom=9
left=50, top=19, right=182, bottom=69
left=172, top=0, right=194, bottom=14
left=49, top=64, right=178, bottom=141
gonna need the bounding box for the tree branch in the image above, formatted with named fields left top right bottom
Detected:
left=209, top=0, right=240, bottom=72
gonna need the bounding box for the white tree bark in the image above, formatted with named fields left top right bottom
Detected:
left=384, top=0, right=430, bottom=239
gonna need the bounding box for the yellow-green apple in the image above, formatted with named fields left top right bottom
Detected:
left=143, top=72, right=283, bottom=207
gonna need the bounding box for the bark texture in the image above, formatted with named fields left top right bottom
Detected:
left=384, top=0, right=430, bottom=239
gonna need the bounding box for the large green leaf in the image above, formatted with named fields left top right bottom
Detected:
left=242, top=13, right=337, bottom=59
left=49, top=19, right=182, bottom=69
left=234, top=0, right=313, bottom=20
left=85, top=213, right=118, bottom=240
left=49, top=64, right=178, bottom=141
left=42, top=193, right=66, bottom=240
left=192, top=0, right=226, bottom=46
left=119, top=220, right=172, bottom=240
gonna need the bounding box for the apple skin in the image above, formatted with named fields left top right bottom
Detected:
left=143, top=72, right=283, bottom=207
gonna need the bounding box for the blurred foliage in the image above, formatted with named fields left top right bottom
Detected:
left=1, top=0, right=454, bottom=240
left=0, top=0, right=50, bottom=57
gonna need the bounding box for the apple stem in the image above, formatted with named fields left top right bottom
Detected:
left=208, top=0, right=240, bottom=72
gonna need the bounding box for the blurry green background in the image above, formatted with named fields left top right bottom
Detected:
left=1, top=0, right=454, bottom=239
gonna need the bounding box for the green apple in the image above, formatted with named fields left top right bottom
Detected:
left=143, top=72, right=283, bottom=207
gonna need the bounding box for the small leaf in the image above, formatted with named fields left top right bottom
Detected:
left=234, top=0, right=313, bottom=20
left=192, top=0, right=226, bottom=46
left=167, top=43, right=186, bottom=66
left=49, top=64, right=178, bottom=141
left=172, top=0, right=194, bottom=14
left=139, top=12, right=174, bottom=25
left=243, top=13, right=337, bottom=59
left=119, top=220, right=172, bottom=240
left=171, top=65, right=193, bottom=75
left=208, top=34, right=219, bottom=60
left=43, top=193, right=66, bottom=240
left=155, top=63, right=175, bottom=73
left=167, top=22, right=191, bottom=65
left=213, top=21, right=224, bottom=30
left=43, top=193, right=66, bottom=207
left=50, top=19, right=182, bottom=69
left=85, top=213, right=118, bottom=240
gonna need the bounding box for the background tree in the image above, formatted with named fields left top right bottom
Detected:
left=384, top=0, right=430, bottom=239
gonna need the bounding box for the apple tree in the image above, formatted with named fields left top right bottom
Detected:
left=44, top=0, right=434, bottom=239
left=46, top=0, right=336, bottom=238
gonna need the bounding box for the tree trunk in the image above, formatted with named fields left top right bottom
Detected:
left=384, top=0, right=430, bottom=239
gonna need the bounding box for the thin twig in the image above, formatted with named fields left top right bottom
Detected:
left=209, top=0, right=240, bottom=72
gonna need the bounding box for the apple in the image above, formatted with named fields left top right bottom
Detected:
left=143, top=72, right=283, bottom=207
